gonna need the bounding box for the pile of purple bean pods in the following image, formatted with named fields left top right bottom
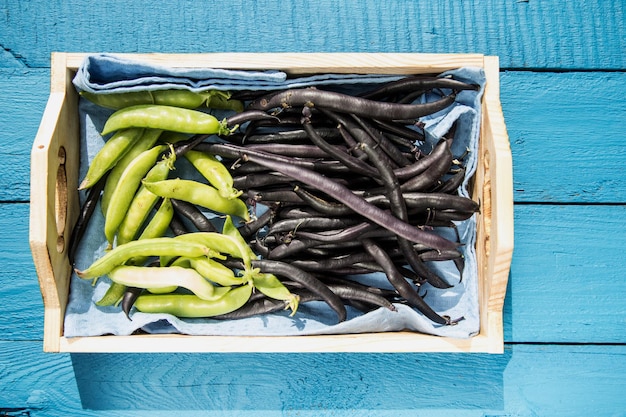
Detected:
left=198, top=76, right=481, bottom=325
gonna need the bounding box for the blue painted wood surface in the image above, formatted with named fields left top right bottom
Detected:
left=2, top=1, right=626, bottom=416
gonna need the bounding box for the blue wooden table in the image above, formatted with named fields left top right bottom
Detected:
left=1, top=1, right=625, bottom=415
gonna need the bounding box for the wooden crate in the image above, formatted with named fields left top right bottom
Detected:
left=29, top=52, right=513, bottom=353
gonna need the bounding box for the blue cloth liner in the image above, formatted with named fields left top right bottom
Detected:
left=65, top=53, right=485, bottom=339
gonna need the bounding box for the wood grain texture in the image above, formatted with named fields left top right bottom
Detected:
left=504, top=204, right=626, bottom=343
left=0, top=69, right=49, bottom=202
left=1, top=342, right=625, bottom=416
left=4, top=203, right=626, bottom=344
left=0, top=0, right=624, bottom=70
left=0, top=203, right=45, bottom=340
left=3, top=70, right=625, bottom=203
left=501, top=71, right=626, bottom=203
left=1, top=0, right=625, bottom=411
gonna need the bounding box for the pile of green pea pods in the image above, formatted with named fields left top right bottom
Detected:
left=73, top=89, right=299, bottom=320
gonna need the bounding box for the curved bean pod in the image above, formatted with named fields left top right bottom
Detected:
left=142, top=178, right=250, bottom=221
left=184, top=150, right=242, bottom=199
left=170, top=198, right=218, bottom=233
left=101, top=104, right=231, bottom=136
left=104, top=144, right=167, bottom=245
left=241, top=152, right=458, bottom=251
left=79, top=128, right=144, bottom=190
left=248, top=87, right=456, bottom=121
left=133, top=284, right=253, bottom=318
left=75, top=238, right=215, bottom=279
left=361, top=238, right=451, bottom=325
left=100, top=128, right=162, bottom=215
left=251, top=259, right=347, bottom=323
left=172, top=230, right=253, bottom=267
left=80, top=89, right=216, bottom=110
left=251, top=272, right=299, bottom=315
left=359, top=75, right=478, bottom=100
left=108, top=265, right=220, bottom=301
left=137, top=198, right=174, bottom=240
left=187, top=257, right=244, bottom=287
left=69, top=172, right=108, bottom=265
left=116, top=151, right=176, bottom=245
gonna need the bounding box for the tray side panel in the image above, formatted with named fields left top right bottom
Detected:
left=480, top=56, right=514, bottom=353
left=29, top=53, right=81, bottom=352
left=64, top=52, right=486, bottom=74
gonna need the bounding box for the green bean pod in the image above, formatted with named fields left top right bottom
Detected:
left=75, top=238, right=214, bottom=280
left=158, top=130, right=192, bottom=144
left=96, top=198, right=175, bottom=306
left=80, top=89, right=214, bottom=110
left=119, top=198, right=176, bottom=267
left=137, top=198, right=174, bottom=240
left=95, top=282, right=128, bottom=307
left=172, top=230, right=252, bottom=267
left=142, top=178, right=250, bottom=221
left=79, top=128, right=144, bottom=190
left=116, top=151, right=176, bottom=245
left=107, top=265, right=221, bottom=301
left=187, top=257, right=244, bottom=287
left=251, top=272, right=299, bottom=315
left=133, top=283, right=253, bottom=318
left=221, top=215, right=257, bottom=259
left=101, top=128, right=162, bottom=215
left=184, top=150, right=242, bottom=199
left=104, top=145, right=167, bottom=245
left=101, top=104, right=231, bottom=136
left=206, top=91, right=244, bottom=112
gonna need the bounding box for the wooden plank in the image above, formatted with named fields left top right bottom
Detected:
left=3, top=70, right=625, bottom=203
left=0, top=203, right=43, bottom=340
left=501, top=71, right=626, bottom=203
left=63, top=51, right=485, bottom=75
left=0, top=203, right=45, bottom=341
left=0, top=1, right=623, bottom=70
left=4, top=202, right=626, bottom=344
left=504, top=204, right=626, bottom=343
left=3, top=69, right=625, bottom=202
left=1, top=341, right=625, bottom=416
left=0, top=69, right=49, bottom=202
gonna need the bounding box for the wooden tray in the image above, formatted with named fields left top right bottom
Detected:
left=29, top=52, right=513, bottom=353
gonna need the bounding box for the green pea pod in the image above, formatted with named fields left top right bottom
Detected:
left=137, top=198, right=174, bottom=240
left=187, top=256, right=244, bottom=287
left=133, top=284, right=253, bottom=318
left=172, top=231, right=251, bottom=267
left=101, top=128, right=162, bottom=215
left=206, top=91, right=244, bottom=112
left=158, top=130, right=192, bottom=144
left=81, top=90, right=155, bottom=109
left=95, top=282, right=127, bottom=307
left=222, top=215, right=257, bottom=259
left=75, top=238, right=214, bottom=280
left=97, top=198, right=175, bottom=306
left=120, top=197, right=176, bottom=267
left=81, top=89, right=213, bottom=110
left=107, top=265, right=221, bottom=301
left=142, top=178, right=250, bottom=221
left=116, top=151, right=176, bottom=245
left=152, top=90, right=213, bottom=109
left=251, top=272, right=299, bottom=316
left=184, top=150, right=242, bottom=199
left=79, top=127, right=144, bottom=190
left=104, top=145, right=167, bottom=245
left=101, top=104, right=231, bottom=136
